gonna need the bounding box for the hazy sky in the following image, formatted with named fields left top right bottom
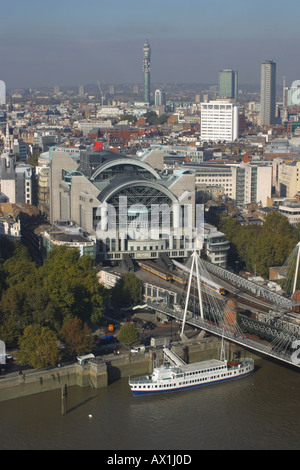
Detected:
left=1, top=0, right=300, bottom=89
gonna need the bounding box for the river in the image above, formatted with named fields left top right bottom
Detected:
left=0, top=356, right=300, bottom=451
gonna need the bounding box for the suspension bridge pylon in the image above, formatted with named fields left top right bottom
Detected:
left=292, top=241, right=300, bottom=297
left=180, top=250, right=204, bottom=340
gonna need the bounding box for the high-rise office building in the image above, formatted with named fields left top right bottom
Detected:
left=143, top=40, right=151, bottom=103
left=200, top=101, right=239, bottom=142
left=0, top=81, right=6, bottom=105
left=260, top=60, right=276, bottom=126
left=218, top=69, right=238, bottom=99
left=154, top=89, right=166, bottom=106
left=193, top=162, right=272, bottom=207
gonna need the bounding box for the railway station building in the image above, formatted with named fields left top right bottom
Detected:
left=49, top=146, right=199, bottom=263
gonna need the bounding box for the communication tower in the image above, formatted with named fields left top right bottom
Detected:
left=143, top=40, right=151, bottom=104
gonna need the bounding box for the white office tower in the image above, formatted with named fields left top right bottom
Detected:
left=154, top=89, right=166, bottom=106
left=200, top=101, right=239, bottom=142
left=0, top=81, right=6, bottom=105
left=260, top=60, right=276, bottom=126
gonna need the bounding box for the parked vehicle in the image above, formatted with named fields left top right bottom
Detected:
left=131, top=345, right=146, bottom=353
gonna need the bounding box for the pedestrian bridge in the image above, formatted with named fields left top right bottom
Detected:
left=144, top=299, right=300, bottom=370
left=138, top=250, right=300, bottom=371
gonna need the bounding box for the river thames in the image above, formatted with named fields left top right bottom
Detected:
left=0, top=356, right=300, bottom=451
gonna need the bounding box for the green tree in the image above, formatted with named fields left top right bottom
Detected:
left=217, top=211, right=299, bottom=278
left=117, top=322, right=139, bottom=347
left=119, top=114, right=137, bottom=124
left=218, top=213, right=243, bottom=265
left=144, top=111, right=159, bottom=125
left=112, top=273, right=142, bottom=306
left=16, top=324, right=60, bottom=369
left=253, top=212, right=298, bottom=277
left=0, top=244, right=107, bottom=339
left=39, top=246, right=105, bottom=327
left=2, top=242, right=37, bottom=288
left=144, top=111, right=170, bottom=125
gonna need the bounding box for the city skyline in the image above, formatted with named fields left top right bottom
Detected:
left=1, top=0, right=300, bottom=89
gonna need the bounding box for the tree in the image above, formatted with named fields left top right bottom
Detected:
left=144, top=111, right=159, bottom=125
left=0, top=244, right=107, bottom=343
left=119, top=114, right=137, bottom=124
left=117, top=322, right=139, bottom=347
left=112, top=273, right=142, bottom=306
left=0, top=286, right=31, bottom=330
left=0, top=318, right=20, bottom=349
left=217, top=214, right=241, bottom=264
left=16, top=324, right=60, bottom=369
left=60, top=316, right=95, bottom=358
left=143, top=111, right=170, bottom=125
left=2, top=242, right=37, bottom=288
left=39, top=246, right=106, bottom=327
left=217, top=211, right=299, bottom=278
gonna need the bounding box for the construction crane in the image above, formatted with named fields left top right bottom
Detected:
left=97, top=81, right=104, bottom=106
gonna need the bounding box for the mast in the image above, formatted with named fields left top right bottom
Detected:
left=292, top=241, right=300, bottom=296
left=194, top=251, right=204, bottom=320
left=220, top=331, right=226, bottom=362
left=180, top=250, right=203, bottom=337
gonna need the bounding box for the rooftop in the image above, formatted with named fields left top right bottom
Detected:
left=44, top=221, right=95, bottom=245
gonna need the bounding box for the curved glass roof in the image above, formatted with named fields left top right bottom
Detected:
left=98, top=177, right=178, bottom=205
left=90, top=157, right=161, bottom=182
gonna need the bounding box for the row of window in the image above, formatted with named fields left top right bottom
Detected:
left=196, top=182, right=233, bottom=187
left=105, top=250, right=186, bottom=259
left=132, top=369, right=246, bottom=390
left=196, top=179, right=232, bottom=183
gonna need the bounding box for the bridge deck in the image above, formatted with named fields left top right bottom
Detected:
left=145, top=300, right=300, bottom=369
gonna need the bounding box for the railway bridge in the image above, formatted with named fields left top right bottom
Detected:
left=141, top=298, right=300, bottom=370
left=137, top=250, right=300, bottom=370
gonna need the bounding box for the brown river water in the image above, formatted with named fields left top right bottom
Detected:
left=0, top=356, right=300, bottom=451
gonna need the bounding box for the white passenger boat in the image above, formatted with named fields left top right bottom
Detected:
left=129, top=345, right=254, bottom=397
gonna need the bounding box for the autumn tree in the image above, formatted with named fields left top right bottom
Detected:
left=0, top=318, right=20, bottom=349
left=60, top=316, right=95, bottom=358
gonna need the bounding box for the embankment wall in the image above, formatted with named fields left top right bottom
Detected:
left=0, top=337, right=250, bottom=403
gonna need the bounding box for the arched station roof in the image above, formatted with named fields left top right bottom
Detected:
left=90, top=157, right=161, bottom=182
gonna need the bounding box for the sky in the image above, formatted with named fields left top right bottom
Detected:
left=1, top=0, right=300, bottom=89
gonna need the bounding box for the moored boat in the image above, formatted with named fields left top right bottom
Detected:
left=129, top=345, right=254, bottom=397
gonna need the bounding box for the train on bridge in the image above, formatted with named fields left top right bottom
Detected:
left=138, top=260, right=226, bottom=296
left=172, top=259, right=226, bottom=296
left=138, top=260, right=187, bottom=285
